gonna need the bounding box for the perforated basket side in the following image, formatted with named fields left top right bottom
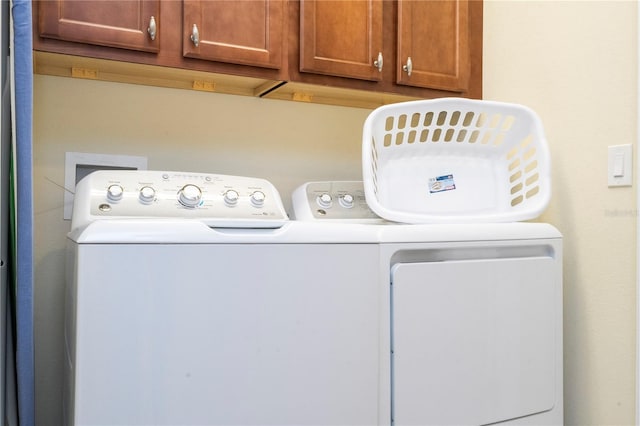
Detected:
left=362, top=98, right=551, bottom=223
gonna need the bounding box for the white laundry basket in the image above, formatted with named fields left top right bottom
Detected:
left=362, top=98, right=551, bottom=223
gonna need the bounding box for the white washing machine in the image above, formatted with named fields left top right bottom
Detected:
left=292, top=181, right=563, bottom=426
left=64, top=170, right=383, bottom=426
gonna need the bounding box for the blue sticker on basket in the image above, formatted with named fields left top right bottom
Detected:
left=429, top=174, right=456, bottom=193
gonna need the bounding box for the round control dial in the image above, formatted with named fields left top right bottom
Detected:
left=139, top=186, right=156, bottom=204
left=178, top=184, right=203, bottom=208
left=250, top=191, right=266, bottom=208
left=339, top=194, right=355, bottom=209
left=106, top=184, right=124, bottom=203
left=316, top=193, right=332, bottom=209
left=224, top=190, right=239, bottom=207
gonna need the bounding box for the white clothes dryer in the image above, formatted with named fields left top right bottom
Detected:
left=65, top=171, right=382, bottom=426
left=292, top=181, right=563, bottom=426
left=378, top=224, right=563, bottom=426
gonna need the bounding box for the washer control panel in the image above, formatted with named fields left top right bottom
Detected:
left=71, top=170, right=288, bottom=229
left=291, top=181, right=384, bottom=223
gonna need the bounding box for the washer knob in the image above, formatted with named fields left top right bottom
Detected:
left=316, top=193, right=332, bottom=209
left=224, top=189, right=239, bottom=207
left=178, top=184, right=202, bottom=208
left=139, top=186, right=156, bottom=204
left=339, top=194, right=355, bottom=209
left=106, top=184, right=124, bottom=203
left=250, top=191, right=266, bottom=207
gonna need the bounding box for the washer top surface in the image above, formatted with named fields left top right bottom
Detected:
left=376, top=221, right=561, bottom=243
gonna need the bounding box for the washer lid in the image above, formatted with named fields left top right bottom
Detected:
left=68, top=220, right=382, bottom=244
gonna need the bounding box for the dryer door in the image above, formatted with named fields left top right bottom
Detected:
left=391, top=256, right=556, bottom=425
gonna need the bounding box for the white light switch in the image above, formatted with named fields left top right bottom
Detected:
left=613, top=152, right=624, bottom=177
left=608, top=144, right=632, bottom=187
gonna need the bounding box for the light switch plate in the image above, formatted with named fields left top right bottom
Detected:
left=608, top=144, right=632, bottom=187
left=64, top=152, right=148, bottom=220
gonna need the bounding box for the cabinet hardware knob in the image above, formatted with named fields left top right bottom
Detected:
left=191, top=24, right=200, bottom=47
left=402, top=57, right=413, bottom=77
left=147, top=16, right=157, bottom=41
left=373, top=52, right=383, bottom=72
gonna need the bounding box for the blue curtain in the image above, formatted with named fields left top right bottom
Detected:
left=11, top=0, right=33, bottom=425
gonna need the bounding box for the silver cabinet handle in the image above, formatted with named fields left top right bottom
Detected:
left=373, top=52, right=383, bottom=72
left=402, top=57, right=413, bottom=76
left=147, top=16, right=157, bottom=41
left=191, top=24, right=200, bottom=47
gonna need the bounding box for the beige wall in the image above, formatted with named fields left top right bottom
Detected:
left=33, top=1, right=638, bottom=425
left=483, top=1, right=638, bottom=424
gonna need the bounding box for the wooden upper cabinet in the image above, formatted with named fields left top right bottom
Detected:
left=34, top=0, right=481, bottom=105
left=38, top=0, right=160, bottom=53
left=396, top=0, right=469, bottom=91
left=183, top=0, right=284, bottom=70
left=299, top=0, right=383, bottom=81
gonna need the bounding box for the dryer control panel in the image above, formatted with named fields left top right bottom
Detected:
left=291, top=181, right=385, bottom=223
left=71, top=170, right=288, bottom=230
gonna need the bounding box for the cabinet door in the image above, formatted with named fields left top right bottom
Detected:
left=183, top=0, right=284, bottom=70
left=397, top=0, right=469, bottom=91
left=38, top=0, right=159, bottom=53
left=300, top=0, right=383, bottom=81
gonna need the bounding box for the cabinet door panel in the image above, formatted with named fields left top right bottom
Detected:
left=300, top=0, right=383, bottom=81
left=183, top=0, right=284, bottom=70
left=397, top=0, right=469, bottom=91
left=38, top=0, right=159, bottom=53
